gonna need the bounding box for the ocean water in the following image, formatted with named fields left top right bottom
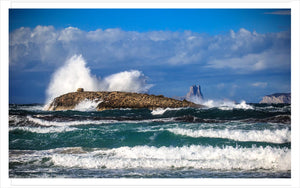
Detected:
left=9, top=102, right=291, bottom=178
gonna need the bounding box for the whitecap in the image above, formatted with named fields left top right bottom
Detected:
left=74, top=99, right=102, bottom=111
left=167, top=128, right=291, bottom=143
left=48, top=145, right=290, bottom=171
left=9, top=126, right=77, bottom=134
left=203, top=100, right=254, bottom=110
left=151, top=108, right=169, bottom=115
left=26, top=116, right=117, bottom=126
left=151, top=107, right=183, bottom=115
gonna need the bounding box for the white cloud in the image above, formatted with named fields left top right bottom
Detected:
left=9, top=26, right=290, bottom=74
left=252, top=82, right=268, bottom=88
left=58, top=26, right=82, bottom=42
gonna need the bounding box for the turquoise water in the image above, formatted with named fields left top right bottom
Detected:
left=9, top=103, right=291, bottom=178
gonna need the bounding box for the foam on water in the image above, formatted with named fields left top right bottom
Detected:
left=38, top=145, right=291, bottom=171
left=151, top=108, right=169, bottom=115
left=9, top=126, right=78, bottom=134
left=9, top=102, right=292, bottom=178
left=203, top=100, right=254, bottom=110
left=168, top=128, right=291, bottom=144
left=74, top=99, right=102, bottom=111
left=151, top=108, right=183, bottom=115
left=26, top=116, right=118, bottom=126
left=25, top=116, right=175, bottom=127
left=255, top=105, right=291, bottom=113
left=9, top=115, right=25, bottom=126
left=17, top=105, right=45, bottom=111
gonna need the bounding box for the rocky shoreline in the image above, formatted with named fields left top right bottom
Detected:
left=259, top=93, right=291, bottom=104
left=47, top=89, right=203, bottom=111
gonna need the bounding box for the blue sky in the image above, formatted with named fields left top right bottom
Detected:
left=9, top=9, right=291, bottom=103
left=10, top=9, right=290, bottom=33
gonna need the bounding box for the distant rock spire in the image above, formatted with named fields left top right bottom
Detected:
left=185, top=85, right=204, bottom=103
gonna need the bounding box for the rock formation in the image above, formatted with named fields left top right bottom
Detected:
left=47, top=89, right=203, bottom=111
left=185, top=85, right=203, bottom=102
left=259, top=93, right=291, bottom=104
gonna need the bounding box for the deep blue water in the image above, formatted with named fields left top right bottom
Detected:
left=9, top=103, right=291, bottom=178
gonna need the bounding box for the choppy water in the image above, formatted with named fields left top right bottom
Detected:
left=9, top=103, right=291, bottom=178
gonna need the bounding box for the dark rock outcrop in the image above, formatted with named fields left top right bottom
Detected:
left=259, top=93, right=291, bottom=104
left=47, top=90, right=204, bottom=111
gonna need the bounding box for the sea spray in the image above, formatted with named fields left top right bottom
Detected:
left=46, top=55, right=99, bottom=103
left=74, top=99, right=102, bottom=111
left=45, top=54, right=153, bottom=105
left=202, top=99, right=253, bottom=110
left=104, top=70, right=153, bottom=93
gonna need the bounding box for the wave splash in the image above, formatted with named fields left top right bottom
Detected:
left=45, top=54, right=153, bottom=104
left=151, top=108, right=184, bottom=115
left=74, top=99, right=102, bottom=111
left=200, top=99, right=253, bottom=110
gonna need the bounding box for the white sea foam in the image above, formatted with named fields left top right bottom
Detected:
left=74, top=99, right=102, bottom=111
left=25, top=115, right=174, bottom=127
left=18, top=105, right=45, bottom=111
left=48, top=145, right=290, bottom=171
left=9, top=115, right=25, bottom=125
left=255, top=105, right=291, bottom=113
left=203, top=100, right=254, bottom=110
left=9, top=126, right=77, bottom=134
left=151, top=108, right=169, bottom=115
left=151, top=108, right=182, bottom=115
left=26, top=116, right=117, bottom=126
left=167, top=128, right=291, bottom=143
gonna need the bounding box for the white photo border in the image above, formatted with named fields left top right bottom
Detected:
left=1, top=0, right=299, bottom=187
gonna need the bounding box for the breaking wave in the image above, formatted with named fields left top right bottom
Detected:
left=168, top=128, right=291, bottom=144
left=12, top=145, right=290, bottom=172
left=26, top=116, right=118, bottom=126
left=74, top=99, right=102, bottom=111
left=203, top=100, right=254, bottom=110
left=9, top=126, right=78, bottom=134
left=151, top=108, right=183, bottom=115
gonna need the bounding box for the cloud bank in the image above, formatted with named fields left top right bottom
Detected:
left=9, top=26, right=291, bottom=103
left=10, top=26, right=291, bottom=74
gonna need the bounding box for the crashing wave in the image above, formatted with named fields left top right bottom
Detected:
left=74, top=99, right=102, bottom=111
left=16, top=145, right=290, bottom=172
left=168, top=128, right=291, bottom=144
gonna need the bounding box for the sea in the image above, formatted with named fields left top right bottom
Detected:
left=9, top=101, right=291, bottom=178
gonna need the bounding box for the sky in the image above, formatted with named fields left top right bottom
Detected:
left=9, top=9, right=291, bottom=104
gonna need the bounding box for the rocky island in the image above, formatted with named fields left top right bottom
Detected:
left=259, top=93, right=291, bottom=104
left=47, top=88, right=203, bottom=111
